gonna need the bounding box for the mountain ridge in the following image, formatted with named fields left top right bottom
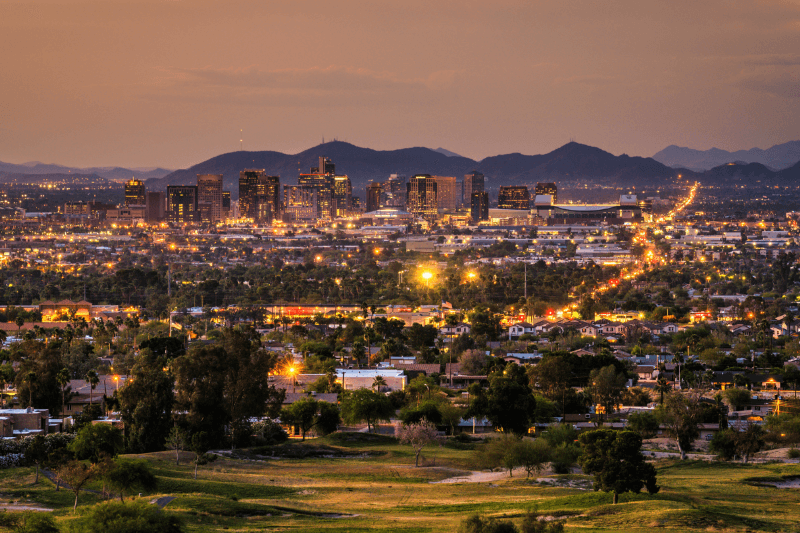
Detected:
left=653, top=141, right=800, bottom=171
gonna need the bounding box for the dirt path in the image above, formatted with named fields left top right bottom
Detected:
left=431, top=468, right=520, bottom=484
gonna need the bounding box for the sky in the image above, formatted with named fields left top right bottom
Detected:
left=1, top=0, right=799, bottom=169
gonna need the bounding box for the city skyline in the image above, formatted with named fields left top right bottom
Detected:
left=1, top=0, right=799, bottom=168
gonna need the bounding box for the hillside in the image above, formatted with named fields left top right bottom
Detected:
left=148, top=141, right=685, bottom=197
left=0, top=160, right=171, bottom=181
left=653, top=141, right=800, bottom=171
left=0, top=172, right=121, bottom=187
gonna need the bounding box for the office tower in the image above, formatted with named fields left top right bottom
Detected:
left=167, top=185, right=199, bottom=224
left=333, top=175, right=352, bottom=217
left=470, top=191, right=489, bottom=222
left=197, top=174, right=223, bottom=223
left=239, top=170, right=281, bottom=223
left=299, top=172, right=334, bottom=219
left=222, top=191, right=231, bottom=218
left=366, top=182, right=383, bottom=212
left=384, top=174, right=406, bottom=208
left=534, top=182, right=558, bottom=203
left=124, top=178, right=146, bottom=206
left=284, top=185, right=318, bottom=221
left=146, top=191, right=165, bottom=222
left=406, top=174, right=438, bottom=220
left=433, top=176, right=458, bottom=211
left=498, top=186, right=531, bottom=209
left=463, top=171, right=485, bottom=207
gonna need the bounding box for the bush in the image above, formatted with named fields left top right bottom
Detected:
left=70, top=501, right=183, bottom=533
left=550, top=442, right=580, bottom=474
left=251, top=419, right=288, bottom=446
left=14, top=512, right=60, bottom=533
left=458, top=514, right=518, bottom=533
left=788, top=448, right=800, bottom=459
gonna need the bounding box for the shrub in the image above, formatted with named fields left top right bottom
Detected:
left=70, top=501, right=183, bottom=533
left=458, top=514, right=518, bottom=533
left=14, top=512, right=60, bottom=533
left=251, top=419, right=288, bottom=446
left=788, top=448, right=800, bottom=459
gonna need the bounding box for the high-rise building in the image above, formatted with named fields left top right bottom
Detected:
left=433, top=176, right=458, bottom=211
left=406, top=175, right=438, bottom=220
left=222, top=191, right=231, bottom=219
left=146, top=191, right=165, bottom=223
left=124, top=178, right=146, bottom=207
left=311, top=156, right=335, bottom=175
left=498, top=186, right=531, bottom=209
left=239, top=170, right=281, bottom=223
left=384, top=175, right=406, bottom=208
left=534, top=182, right=558, bottom=203
left=470, top=191, right=489, bottom=222
left=197, top=174, right=223, bottom=223
left=167, top=185, right=199, bottom=224
left=298, top=172, right=334, bottom=219
left=366, top=182, right=383, bottom=212
left=463, top=171, right=485, bottom=207
left=333, top=175, right=352, bottom=217
left=284, top=185, right=318, bottom=221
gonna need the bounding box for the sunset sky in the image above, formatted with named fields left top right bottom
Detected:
left=1, top=0, right=799, bottom=168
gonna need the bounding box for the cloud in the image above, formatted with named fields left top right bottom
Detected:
left=735, top=69, right=800, bottom=98
left=146, top=65, right=461, bottom=107
left=741, top=53, right=800, bottom=66
left=553, top=74, right=616, bottom=86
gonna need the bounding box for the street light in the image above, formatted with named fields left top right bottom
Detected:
left=287, top=365, right=297, bottom=393
left=422, top=271, right=433, bottom=288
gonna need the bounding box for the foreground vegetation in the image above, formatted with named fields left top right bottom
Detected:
left=2, top=432, right=800, bottom=532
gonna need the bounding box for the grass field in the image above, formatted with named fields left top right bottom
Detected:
left=2, top=433, right=800, bottom=532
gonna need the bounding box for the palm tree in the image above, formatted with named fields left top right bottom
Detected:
left=24, top=372, right=36, bottom=406
left=15, top=316, right=24, bottom=337
left=85, top=370, right=99, bottom=405
left=372, top=376, right=387, bottom=392
left=56, top=368, right=70, bottom=417
left=655, top=376, right=672, bottom=404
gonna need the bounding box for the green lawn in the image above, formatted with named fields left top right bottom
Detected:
left=2, top=435, right=800, bottom=532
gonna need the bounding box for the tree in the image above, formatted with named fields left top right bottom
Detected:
left=57, top=460, right=95, bottom=512
left=735, top=423, right=766, bottom=464
left=468, top=365, right=536, bottom=435
left=56, top=368, right=71, bottom=417
left=659, top=391, right=703, bottom=460
left=340, top=388, right=394, bottom=432
left=372, top=376, right=388, bottom=392
left=85, top=370, right=99, bottom=405
left=25, top=435, right=48, bottom=484
left=15, top=316, right=24, bottom=336
left=189, top=431, right=216, bottom=480
left=118, top=350, right=174, bottom=453
left=528, top=356, right=573, bottom=416
left=578, top=429, right=659, bottom=504
left=69, top=500, right=183, bottom=533
left=512, top=438, right=552, bottom=478
left=460, top=349, right=488, bottom=375
left=280, top=397, right=341, bottom=440
left=104, top=458, right=157, bottom=502
left=396, top=421, right=443, bottom=467
left=587, top=366, right=627, bottom=422
left=69, top=423, right=123, bottom=463
left=723, top=387, right=751, bottom=412
left=654, top=376, right=672, bottom=404
left=477, top=433, right=521, bottom=476
left=164, top=426, right=186, bottom=465
left=627, top=412, right=660, bottom=439
left=173, top=329, right=284, bottom=449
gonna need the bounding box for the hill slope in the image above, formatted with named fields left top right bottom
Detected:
left=653, top=141, right=800, bottom=171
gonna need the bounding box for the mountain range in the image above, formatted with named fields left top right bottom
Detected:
left=0, top=160, right=172, bottom=181
left=652, top=141, right=800, bottom=171
left=144, top=141, right=685, bottom=198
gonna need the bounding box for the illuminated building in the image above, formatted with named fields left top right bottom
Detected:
left=470, top=191, right=489, bottom=222
left=498, top=186, right=531, bottom=209
left=406, top=175, right=438, bottom=220
left=283, top=185, right=318, bottom=221
left=333, top=175, right=352, bottom=217
left=463, top=171, right=484, bottom=208
left=534, top=182, right=558, bottom=203
left=433, top=176, right=458, bottom=211
left=124, top=178, right=146, bottom=207
left=534, top=195, right=642, bottom=224
left=383, top=174, right=406, bottom=208
left=222, top=191, right=231, bottom=218
left=366, top=182, right=383, bottom=213
left=239, top=170, right=281, bottom=223
left=197, top=174, right=223, bottom=223
left=167, top=185, right=199, bottom=224
left=298, top=157, right=337, bottom=219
